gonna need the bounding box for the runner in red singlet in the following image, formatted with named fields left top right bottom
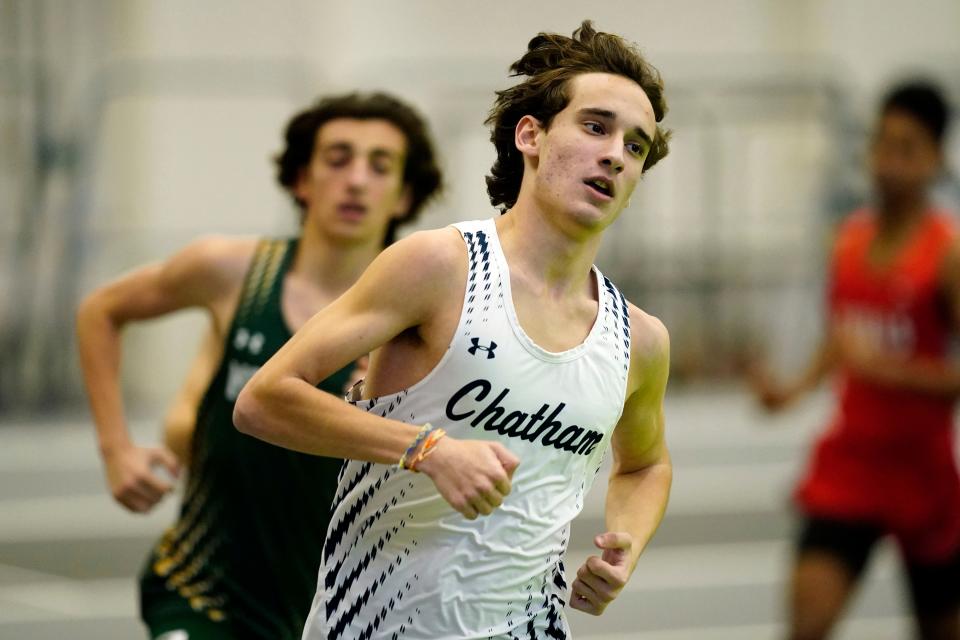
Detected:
left=751, top=82, right=959, bottom=640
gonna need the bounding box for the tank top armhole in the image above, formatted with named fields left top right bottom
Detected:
left=603, top=274, right=633, bottom=435
left=224, top=238, right=286, bottom=350
left=353, top=224, right=478, bottom=408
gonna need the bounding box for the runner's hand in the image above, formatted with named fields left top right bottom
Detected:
left=747, top=363, right=795, bottom=412
left=570, top=532, right=634, bottom=616
left=103, top=444, right=180, bottom=513
left=417, top=438, right=519, bottom=520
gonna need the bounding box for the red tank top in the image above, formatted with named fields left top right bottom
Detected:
left=797, top=208, right=960, bottom=561
left=829, top=208, right=956, bottom=446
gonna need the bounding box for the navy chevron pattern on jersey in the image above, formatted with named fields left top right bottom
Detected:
left=301, top=219, right=632, bottom=639
left=603, top=275, right=632, bottom=375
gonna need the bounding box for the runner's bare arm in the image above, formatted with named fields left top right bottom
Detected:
left=748, top=234, right=842, bottom=412
left=570, top=308, right=672, bottom=616
left=76, top=236, right=254, bottom=512
left=234, top=229, right=519, bottom=519
left=162, top=324, right=224, bottom=464
left=748, top=337, right=838, bottom=412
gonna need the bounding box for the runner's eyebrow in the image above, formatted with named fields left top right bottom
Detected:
left=369, top=148, right=400, bottom=161
left=320, top=142, right=401, bottom=160
left=320, top=141, right=352, bottom=152
left=578, top=107, right=652, bottom=144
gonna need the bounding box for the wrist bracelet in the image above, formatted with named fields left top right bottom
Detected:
left=408, top=427, right=446, bottom=472
left=398, top=423, right=446, bottom=472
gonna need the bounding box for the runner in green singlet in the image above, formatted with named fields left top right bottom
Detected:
left=76, top=92, right=442, bottom=639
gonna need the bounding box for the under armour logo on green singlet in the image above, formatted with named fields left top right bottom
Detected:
left=234, top=328, right=265, bottom=355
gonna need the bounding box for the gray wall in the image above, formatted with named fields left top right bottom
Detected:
left=2, top=0, right=959, bottom=413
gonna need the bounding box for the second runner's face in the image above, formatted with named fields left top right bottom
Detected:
left=531, top=72, right=656, bottom=232
left=296, top=118, right=410, bottom=244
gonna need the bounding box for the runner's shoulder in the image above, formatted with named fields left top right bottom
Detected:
left=369, top=227, right=467, bottom=293
left=159, top=235, right=261, bottom=299
left=626, top=303, right=670, bottom=391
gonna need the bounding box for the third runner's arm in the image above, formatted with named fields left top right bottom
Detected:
left=749, top=337, right=838, bottom=412
left=749, top=232, right=840, bottom=412
left=234, top=229, right=519, bottom=520
left=570, top=308, right=672, bottom=616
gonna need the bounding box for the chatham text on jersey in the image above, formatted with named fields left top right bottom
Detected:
left=445, top=378, right=604, bottom=456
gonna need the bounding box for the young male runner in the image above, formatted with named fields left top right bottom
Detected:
left=236, top=21, right=673, bottom=639
left=752, top=82, right=960, bottom=640
left=77, top=92, right=441, bottom=639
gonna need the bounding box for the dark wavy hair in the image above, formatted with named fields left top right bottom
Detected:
left=485, top=20, right=671, bottom=211
left=275, top=92, right=443, bottom=245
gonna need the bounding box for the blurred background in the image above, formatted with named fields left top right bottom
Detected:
left=1, top=0, right=959, bottom=638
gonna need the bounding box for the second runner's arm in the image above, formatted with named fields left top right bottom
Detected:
left=76, top=237, right=250, bottom=512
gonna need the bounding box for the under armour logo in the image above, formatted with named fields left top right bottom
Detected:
left=234, top=328, right=264, bottom=355
left=468, top=337, right=497, bottom=359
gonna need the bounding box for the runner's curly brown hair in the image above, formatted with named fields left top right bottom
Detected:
left=486, top=21, right=670, bottom=210
left=276, top=92, right=442, bottom=245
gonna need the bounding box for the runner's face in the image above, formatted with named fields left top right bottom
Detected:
left=869, top=110, right=941, bottom=206
left=529, top=72, right=656, bottom=232
left=296, top=118, right=410, bottom=244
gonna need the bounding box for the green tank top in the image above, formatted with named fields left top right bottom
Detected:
left=144, top=238, right=353, bottom=639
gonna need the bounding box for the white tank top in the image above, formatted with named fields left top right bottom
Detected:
left=303, top=218, right=632, bottom=640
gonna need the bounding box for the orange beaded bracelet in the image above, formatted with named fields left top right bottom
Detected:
left=398, top=423, right=447, bottom=472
